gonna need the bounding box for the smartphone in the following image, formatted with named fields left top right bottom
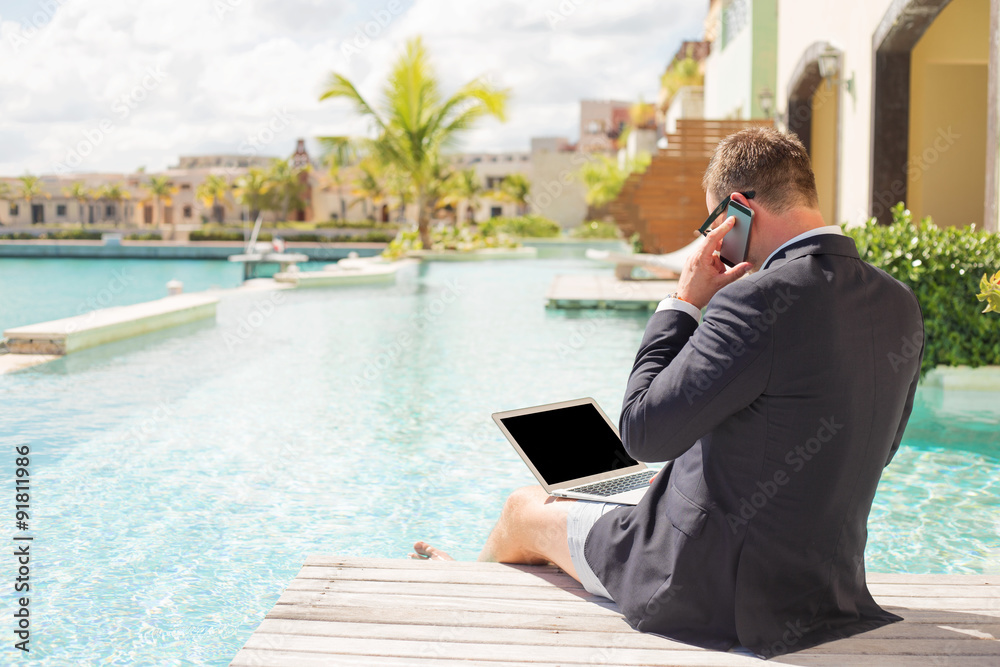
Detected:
left=719, top=200, right=754, bottom=268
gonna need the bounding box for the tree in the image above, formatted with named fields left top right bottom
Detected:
left=63, top=181, right=92, bottom=226
left=578, top=153, right=651, bottom=208
left=441, top=168, right=484, bottom=223
left=494, top=172, right=531, bottom=216
left=352, top=157, right=388, bottom=220
left=317, top=135, right=359, bottom=222
left=97, top=183, right=129, bottom=227
left=18, top=174, right=46, bottom=224
left=196, top=174, right=230, bottom=223
left=660, top=50, right=704, bottom=106
left=319, top=36, right=509, bottom=248
left=144, top=175, right=176, bottom=234
left=266, top=158, right=309, bottom=222
left=234, top=167, right=269, bottom=221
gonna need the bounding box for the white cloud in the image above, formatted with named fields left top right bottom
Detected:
left=0, top=0, right=705, bottom=175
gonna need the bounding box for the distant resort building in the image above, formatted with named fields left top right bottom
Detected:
left=0, top=100, right=645, bottom=232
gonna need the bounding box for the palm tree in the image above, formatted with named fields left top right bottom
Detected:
left=318, top=136, right=359, bottom=222
left=196, top=174, right=230, bottom=223
left=63, top=182, right=92, bottom=226
left=352, top=157, right=388, bottom=220
left=266, top=158, right=309, bottom=222
left=144, top=175, right=176, bottom=235
left=98, top=183, right=129, bottom=227
left=18, top=174, right=46, bottom=224
left=441, top=168, right=484, bottom=224
left=319, top=36, right=509, bottom=248
left=234, top=167, right=269, bottom=221
left=495, top=172, right=531, bottom=216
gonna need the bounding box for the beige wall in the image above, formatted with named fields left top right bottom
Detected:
left=908, top=0, right=990, bottom=227
left=776, top=0, right=895, bottom=226
left=810, top=79, right=839, bottom=224
left=526, top=151, right=589, bottom=228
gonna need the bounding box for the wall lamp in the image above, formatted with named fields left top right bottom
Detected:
left=817, top=48, right=855, bottom=100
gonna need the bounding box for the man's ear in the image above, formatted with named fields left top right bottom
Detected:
left=729, top=192, right=750, bottom=207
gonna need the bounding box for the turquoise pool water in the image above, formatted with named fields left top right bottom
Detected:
left=0, top=253, right=998, bottom=665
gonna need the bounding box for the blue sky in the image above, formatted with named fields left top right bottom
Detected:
left=0, top=0, right=705, bottom=175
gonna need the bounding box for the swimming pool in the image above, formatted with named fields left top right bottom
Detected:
left=1, top=254, right=997, bottom=665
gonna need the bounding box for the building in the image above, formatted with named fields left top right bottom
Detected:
left=578, top=100, right=634, bottom=153
left=702, top=0, right=778, bottom=121
left=776, top=0, right=997, bottom=230
left=2, top=95, right=631, bottom=232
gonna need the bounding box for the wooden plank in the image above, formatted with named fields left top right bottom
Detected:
left=284, top=578, right=603, bottom=603
left=241, top=557, right=1000, bottom=667
left=232, top=649, right=587, bottom=667
left=257, top=617, right=1000, bottom=643
left=266, top=603, right=638, bottom=633
left=298, top=562, right=584, bottom=588
left=239, top=634, right=765, bottom=666
left=273, top=589, right=624, bottom=617
left=254, top=618, right=699, bottom=650
left=774, top=657, right=999, bottom=667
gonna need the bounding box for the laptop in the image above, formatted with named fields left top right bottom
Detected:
left=492, top=397, right=659, bottom=505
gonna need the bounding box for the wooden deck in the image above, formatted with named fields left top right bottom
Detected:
left=546, top=274, right=677, bottom=310
left=232, top=557, right=1000, bottom=666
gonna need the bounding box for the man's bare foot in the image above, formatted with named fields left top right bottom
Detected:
left=409, top=541, right=455, bottom=560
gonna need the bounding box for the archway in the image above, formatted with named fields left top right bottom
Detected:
left=871, top=0, right=996, bottom=228
left=787, top=41, right=841, bottom=225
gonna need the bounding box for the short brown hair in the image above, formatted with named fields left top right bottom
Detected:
left=702, top=127, right=819, bottom=214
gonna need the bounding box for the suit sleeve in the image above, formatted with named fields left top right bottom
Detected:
left=619, top=280, right=773, bottom=462
left=885, top=297, right=925, bottom=467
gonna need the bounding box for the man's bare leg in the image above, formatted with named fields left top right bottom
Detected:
left=410, top=485, right=581, bottom=582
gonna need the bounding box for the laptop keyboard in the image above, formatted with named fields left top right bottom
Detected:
left=568, top=469, right=658, bottom=496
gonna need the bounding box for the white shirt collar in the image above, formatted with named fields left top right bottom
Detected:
left=762, top=226, right=844, bottom=270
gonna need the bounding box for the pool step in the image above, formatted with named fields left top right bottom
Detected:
left=546, top=274, right=677, bottom=310
left=3, top=293, right=218, bottom=355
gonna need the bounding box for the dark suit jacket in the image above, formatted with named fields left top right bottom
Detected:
left=584, top=233, right=924, bottom=658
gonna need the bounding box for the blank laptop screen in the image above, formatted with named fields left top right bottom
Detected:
left=499, top=403, right=638, bottom=485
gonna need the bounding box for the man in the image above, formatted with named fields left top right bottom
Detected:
left=413, top=127, right=924, bottom=658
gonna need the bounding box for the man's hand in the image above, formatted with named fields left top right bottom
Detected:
left=675, top=216, right=752, bottom=309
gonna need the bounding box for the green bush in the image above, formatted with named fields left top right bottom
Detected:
left=844, top=203, right=1000, bottom=374
left=125, top=232, right=162, bottom=241
left=480, top=214, right=561, bottom=238
left=571, top=220, right=622, bottom=240
left=15, top=229, right=105, bottom=240
left=189, top=229, right=249, bottom=242
left=381, top=225, right=519, bottom=259
left=316, top=219, right=399, bottom=230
